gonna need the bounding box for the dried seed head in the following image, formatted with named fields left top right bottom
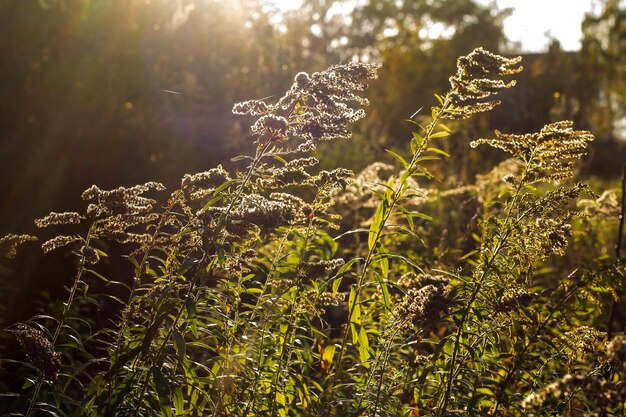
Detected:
left=607, top=335, right=626, bottom=362
left=578, top=190, right=621, bottom=219
left=442, top=48, right=522, bottom=120
left=499, top=285, right=536, bottom=311
left=0, top=233, right=38, bottom=258
left=81, top=182, right=165, bottom=217
left=41, top=235, right=82, bottom=253
left=394, top=273, right=450, bottom=330
left=233, top=62, right=380, bottom=149
left=232, top=99, right=273, bottom=116
left=558, top=326, right=605, bottom=359
left=80, top=245, right=100, bottom=265
left=294, top=71, right=310, bottom=88
left=182, top=165, right=231, bottom=200
left=251, top=115, right=289, bottom=137
left=10, top=324, right=61, bottom=381
left=35, top=212, right=84, bottom=228
left=471, top=121, right=594, bottom=182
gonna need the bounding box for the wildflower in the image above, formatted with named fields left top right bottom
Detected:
left=499, top=285, right=535, bottom=311
left=81, top=182, right=165, bottom=217
left=522, top=374, right=583, bottom=409
left=0, top=233, right=37, bottom=258
left=443, top=47, right=522, bottom=120
left=577, top=190, right=621, bottom=219
left=251, top=115, right=289, bottom=138
left=316, top=168, right=354, bottom=191
left=80, top=245, right=100, bottom=265
left=558, top=326, right=605, bottom=360
left=230, top=194, right=295, bottom=230
left=394, top=272, right=450, bottom=330
left=35, top=212, right=84, bottom=227
left=10, top=324, right=61, bottom=381
left=297, top=258, right=346, bottom=283
left=232, top=62, right=380, bottom=149
left=334, top=162, right=394, bottom=207
left=411, top=354, right=433, bottom=368
left=181, top=165, right=231, bottom=200
left=471, top=121, right=594, bottom=182
left=232, top=99, right=273, bottom=116
left=256, top=157, right=318, bottom=188
left=41, top=234, right=82, bottom=253
left=318, top=291, right=346, bottom=307
left=607, top=335, right=626, bottom=362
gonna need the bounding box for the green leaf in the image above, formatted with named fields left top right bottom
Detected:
left=438, top=123, right=452, bottom=133
left=331, top=258, right=358, bottom=294
left=385, top=149, right=409, bottom=169
left=86, top=269, right=109, bottom=283
left=272, top=154, right=287, bottom=164
left=427, top=147, right=451, bottom=157
left=412, top=132, right=424, bottom=148
left=172, top=328, right=186, bottom=362
left=379, top=251, right=389, bottom=279
left=276, top=391, right=286, bottom=406
left=173, top=387, right=184, bottom=414
left=322, top=344, right=336, bottom=365
left=368, top=201, right=386, bottom=250
left=415, top=155, right=440, bottom=163
left=348, top=286, right=361, bottom=344
left=358, top=328, right=370, bottom=364
left=430, top=131, right=451, bottom=139
left=230, top=155, right=252, bottom=162
left=152, top=367, right=172, bottom=411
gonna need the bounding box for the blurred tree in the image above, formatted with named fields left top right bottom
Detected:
left=0, top=0, right=317, bottom=322
left=579, top=0, right=626, bottom=178
left=581, top=0, right=626, bottom=139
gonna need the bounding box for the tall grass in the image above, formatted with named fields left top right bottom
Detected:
left=1, top=48, right=625, bottom=417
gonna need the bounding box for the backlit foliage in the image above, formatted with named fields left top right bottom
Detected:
left=1, top=48, right=625, bottom=417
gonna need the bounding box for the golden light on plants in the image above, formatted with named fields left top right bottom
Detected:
left=1, top=1, right=625, bottom=416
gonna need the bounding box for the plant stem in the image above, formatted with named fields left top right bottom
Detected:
left=26, top=225, right=95, bottom=417
left=328, top=95, right=451, bottom=408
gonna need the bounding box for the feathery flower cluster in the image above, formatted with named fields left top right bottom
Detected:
left=394, top=272, right=450, bottom=330
left=0, top=233, right=37, bottom=258
left=498, top=285, right=535, bottom=311
left=229, top=193, right=298, bottom=231
left=334, top=162, right=394, bottom=207
left=256, top=157, right=318, bottom=189
left=558, top=326, right=606, bottom=361
left=297, top=258, right=346, bottom=284
left=471, top=121, right=595, bottom=182
left=10, top=324, right=61, bottom=380
left=82, top=182, right=165, bottom=218
left=522, top=335, right=626, bottom=411
left=80, top=245, right=100, bottom=265
left=233, top=62, right=380, bottom=148
left=41, top=234, right=82, bottom=253
left=35, top=212, right=84, bottom=228
left=181, top=165, right=231, bottom=201
left=317, top=291, right=346, bottom=307
left=442, top=47, right=522, bottom=120
left=578, top=190, right=621, bottom=219
left=536, top=218, right=572, bottom=256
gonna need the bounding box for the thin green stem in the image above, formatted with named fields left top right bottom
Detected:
left=327, top=95, right=452, bottom=409
left=26, top=225, right=95, bottom=417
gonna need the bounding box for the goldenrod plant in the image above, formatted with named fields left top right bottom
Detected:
left=1, top=49, right=624, bottom=417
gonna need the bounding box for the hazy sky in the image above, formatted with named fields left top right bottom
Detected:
left=273, top=0, right=598, bottom=52
left=478, top=0, right=597, bottom=51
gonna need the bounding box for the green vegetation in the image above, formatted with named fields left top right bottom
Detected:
left=1, top=45, right=625, bottom=416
